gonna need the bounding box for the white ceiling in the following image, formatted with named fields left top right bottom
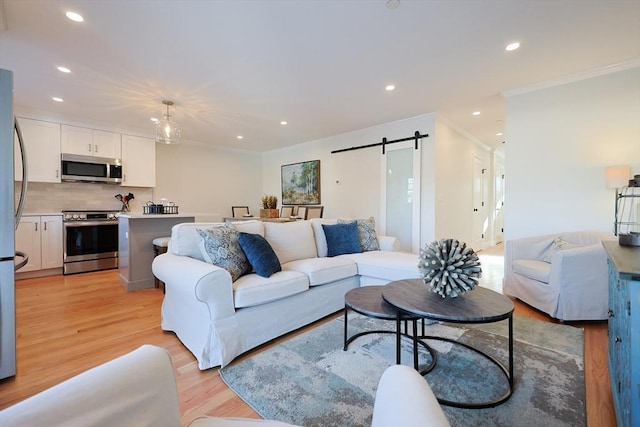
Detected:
left=1, top=0, right=639, bottom=152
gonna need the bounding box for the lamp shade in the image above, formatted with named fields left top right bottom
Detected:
left=605, top=165, right=631, bottom=189
left=155, top=100, right=181, bottom=144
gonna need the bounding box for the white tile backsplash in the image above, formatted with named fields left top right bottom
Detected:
left=15, top=182, right=153, bottom=214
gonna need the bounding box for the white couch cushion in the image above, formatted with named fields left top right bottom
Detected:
left=264, top=221, right=317, bottom=264
left=229, top=220, right=265, bottom=236
left=340, top=251, right=420, bottom=281
left=283, top=257, right=358, bottom=286
left=232, top=271, right=309, bottom=308
left=309, top=218, right=338, bottom=257
left=170, top=222, right=225, bottom=261
left=513, top=259, right=552, bottom=284
left=170, top=221, right=265, bottom=262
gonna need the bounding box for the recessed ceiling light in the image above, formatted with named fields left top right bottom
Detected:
left=496, top=132, right=503, bottom=136
left=236, top=135, right=244, bottom=140
left=65, top=11, right=84, bottom=22
left=150, top=117, right=159, bottom=123
left=280, top=121, right=287, bottom=126
left=385, top=84, right=396, bottom=91
left=472, top=111, right=481, bottom=116
left=57, top=66, right=71, bottom=73
left=386, top=0, right=400, bottom=10
left=505, top=42, right=520, bottom=51
left=52, top=97, right=64, bottom=102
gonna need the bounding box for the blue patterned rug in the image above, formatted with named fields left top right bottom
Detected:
left=220, top=314, right=585, bottom=427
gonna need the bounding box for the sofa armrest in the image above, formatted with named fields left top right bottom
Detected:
left=505, top=233, right=557, bottom=263
left=547, top=244, right=609, bottom=319
left=372, top=365, right=450, bottom=427
left=153, top=253, right=236, bottom=321
left=0, top=345, right=180, bottom=427
left=378, top=235, right=400, bottom=252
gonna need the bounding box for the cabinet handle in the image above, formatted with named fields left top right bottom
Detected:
left=44, top=221, right=47, bottom=231
left=608, top=309, right=614, bottom=318
left=614, top=336, right=621, bottom=343
left=35, top=222, right=38, bottom=232
left=94, top=144, right=98, bottom=153
left=88, top=143, right=92, bottom=152
left=56, top=169, right=59, bottom=178
left=123, top=173, right=126, bottom=182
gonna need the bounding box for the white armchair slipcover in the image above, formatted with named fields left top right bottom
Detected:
left=503, top=231, right=615, bottom=321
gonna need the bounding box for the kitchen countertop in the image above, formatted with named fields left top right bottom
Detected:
left=118, top=213, right=196, bottom=219
left=22, top=212, right=63, bottom=216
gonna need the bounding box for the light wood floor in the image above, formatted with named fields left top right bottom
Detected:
left=0, top=249, right=616, bottom=426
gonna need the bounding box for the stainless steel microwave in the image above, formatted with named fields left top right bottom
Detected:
left=61, top=153, right=123, bottom=184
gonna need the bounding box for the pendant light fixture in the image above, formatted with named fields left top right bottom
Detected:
left=155, top=100, right=181, bottom=144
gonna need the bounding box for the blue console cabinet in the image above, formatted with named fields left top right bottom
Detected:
left=603, top=241, right=640, bottom=427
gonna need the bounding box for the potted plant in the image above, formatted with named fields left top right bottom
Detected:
left=260, top=195, right=279, bottom=218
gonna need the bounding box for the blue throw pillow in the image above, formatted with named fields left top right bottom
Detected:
left=322, top=222, right=362, bottom=257
left=238, top=232, right=282, bottom=278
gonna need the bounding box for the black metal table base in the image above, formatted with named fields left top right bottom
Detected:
left=414, top=315, right=514, bottom=409
left=343, top=307, right=437, bottom=375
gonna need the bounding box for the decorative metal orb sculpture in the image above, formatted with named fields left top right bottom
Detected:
left=418, top=239, right=482, bottom=298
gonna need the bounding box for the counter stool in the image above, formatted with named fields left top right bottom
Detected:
left=153, top=237, right=170, bottom=293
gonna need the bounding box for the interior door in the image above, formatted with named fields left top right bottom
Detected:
left=381, top=142, right=421, bottom=253
left=472, top=157, right=486, bottom=249
left=494, top=164, right=505, bottom=244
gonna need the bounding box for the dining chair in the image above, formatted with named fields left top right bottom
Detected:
left=304, top=206, right=324, bottom=219
left=231, top=206, right=250, bottom=218
left=296, top=206, right=307, bottom=219
left=281, top=206, right=295, bottom=218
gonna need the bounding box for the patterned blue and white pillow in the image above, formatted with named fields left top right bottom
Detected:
left=197, top=226, right=251, bottom=281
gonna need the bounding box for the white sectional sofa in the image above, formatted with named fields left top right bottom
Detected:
left=152, top=219, right=420, bottom=370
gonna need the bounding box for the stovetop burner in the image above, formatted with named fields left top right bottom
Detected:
left=62, top=209, right=120, bottom=222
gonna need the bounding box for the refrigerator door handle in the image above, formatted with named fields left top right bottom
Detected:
left=14, top=118, right=28, bottom=230
left=14, top=250, right=28, bottom=271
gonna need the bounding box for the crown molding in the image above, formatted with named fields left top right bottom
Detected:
left=503, top=58, right=640, bottom=98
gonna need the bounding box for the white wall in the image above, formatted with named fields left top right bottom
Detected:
left=261, top=115, right=436, bottom=221
left=155, top=143, right=263, bottom=221
left=433, top=118, right=492, bottom=246
left=261, top=113, right=491, bottom=251
left=504, top=66, right=640, bottom=241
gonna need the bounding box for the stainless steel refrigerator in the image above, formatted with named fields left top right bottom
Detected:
left=0, top=68, right=29, bottom=379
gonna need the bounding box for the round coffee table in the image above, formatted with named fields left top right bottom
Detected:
left=382, top=279, right=515, bottom=409
left=343, top=286, right=436, bottom=374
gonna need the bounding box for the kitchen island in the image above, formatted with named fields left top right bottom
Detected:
left=118, top=213, right=195, bottom=291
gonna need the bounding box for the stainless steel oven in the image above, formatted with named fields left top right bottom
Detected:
left=62, top=210, right=119, bottom=275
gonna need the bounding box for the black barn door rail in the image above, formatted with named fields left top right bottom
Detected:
left=331, top=131, right=428, bottom=155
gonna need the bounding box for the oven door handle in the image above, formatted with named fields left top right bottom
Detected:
left=64, top=220, right=119, bottom=227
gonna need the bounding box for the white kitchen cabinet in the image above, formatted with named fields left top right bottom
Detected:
left=121, top=134, right=156, bottom=187
left=61, top=125, right=121, bottom=159
left=14, top=118, right=61, bottom=183
left=15, top=215, right=63, bottom=273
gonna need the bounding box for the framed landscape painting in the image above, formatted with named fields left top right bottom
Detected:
left=281, top=160, right=321, bottom=205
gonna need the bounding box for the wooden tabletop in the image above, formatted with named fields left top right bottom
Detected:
left=382, top=279, right=514, bottom=323
left=345, top=286, right=416, bottom=320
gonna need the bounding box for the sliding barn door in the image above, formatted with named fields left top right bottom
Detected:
left=380, top=142, right=421, bottom=253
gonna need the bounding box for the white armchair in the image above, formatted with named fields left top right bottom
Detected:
left=503, top=231, right=615, bottom=321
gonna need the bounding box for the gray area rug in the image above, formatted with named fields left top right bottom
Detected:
left=220, top=313, right=585, bottom=427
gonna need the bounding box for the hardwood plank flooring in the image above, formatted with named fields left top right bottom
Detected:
left=0, top=251, right=615, bottom=426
